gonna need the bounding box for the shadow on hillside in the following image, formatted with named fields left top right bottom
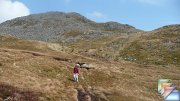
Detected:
left=0, top=83, right=40, bottom=101
left=68, top=78, right=75, bottom=82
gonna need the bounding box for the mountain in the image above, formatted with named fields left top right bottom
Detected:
left=0, top=12, right=179, bottom=66
left=0, top=12, right=180, bottom=101
left=0, top=12, right=141, bottom=43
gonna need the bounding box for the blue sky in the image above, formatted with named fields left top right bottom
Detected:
left=1, top=0, right=180, bottom=31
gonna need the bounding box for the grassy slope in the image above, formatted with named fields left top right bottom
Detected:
left=120, top=25, right=180, bottom=66
left=0, top=25, right=180, bottom=101
left=64, top=25, right=180, bottom=67
left=0, top=35, right=51, bottom=52
left=65, top=33, right=142, bottom=61
left=1, top=47, right=180, bottom=101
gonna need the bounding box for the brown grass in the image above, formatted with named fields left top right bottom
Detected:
left=0, top=34, right=180, bottom=101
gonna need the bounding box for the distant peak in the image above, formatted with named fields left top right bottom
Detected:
left=154, top=24, right=180, bottom=31
left=67, top=12, right=81, bottom=15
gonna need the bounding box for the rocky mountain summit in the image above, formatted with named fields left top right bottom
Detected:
left=0, top=12, right=140, bottom=42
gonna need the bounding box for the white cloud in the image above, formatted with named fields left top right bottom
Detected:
left=0, top=0, right=30, bottom=23
left=87, top=11, right=109, bottom=22
left=88, top=11, right=105, bottom=18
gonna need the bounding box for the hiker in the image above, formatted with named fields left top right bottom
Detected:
left=73, top=64, right=80, bottom=82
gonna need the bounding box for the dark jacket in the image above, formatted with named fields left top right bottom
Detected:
left=73, top=66, right=79, bottom=74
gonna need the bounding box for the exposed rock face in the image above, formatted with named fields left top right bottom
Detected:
left=103, top=21, right=135, bottom=31
left=0, top=12, right=141, bottom=42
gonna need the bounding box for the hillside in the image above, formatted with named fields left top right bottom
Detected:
left=62, top=24, right=180, bottom=67
left=0, top=12, right=179, bottom=66
left=120, top=24, right=180, bottom=66
left=0, top=12, right=140, bottom=43
left=1, top=35, right=180, bottom=101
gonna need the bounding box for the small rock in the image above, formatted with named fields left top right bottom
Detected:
left=80, top=63, right=95, bottom=69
